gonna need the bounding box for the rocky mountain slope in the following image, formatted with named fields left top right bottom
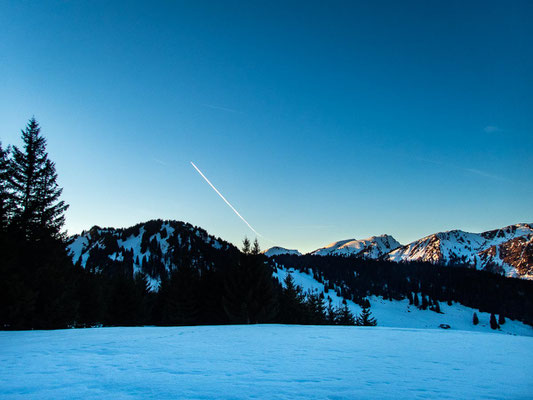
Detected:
left=387, top=223, right=533, bottom=279
left=309, top=235, right=401, bottom=258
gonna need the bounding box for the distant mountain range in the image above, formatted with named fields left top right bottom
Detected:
left=68, top=220, right=532, bottom=281
left=264, top=223, right=533, bottom=279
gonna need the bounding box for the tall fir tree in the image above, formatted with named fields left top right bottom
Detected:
left=7, top=118, right=68, bottom=241
left=277, top=273, right=307, bottom=324
left=355, top=305, right=377, bottom=326
left=251, top=238, right=261, bottom=255
left=336, top=304, right=355, bottom=325
left=0, top=118, right=75, bottom=329
left=0, top=142, right=11, bottom=232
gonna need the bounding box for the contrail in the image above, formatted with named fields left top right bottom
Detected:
left=190, top=161, right=263, bottom=238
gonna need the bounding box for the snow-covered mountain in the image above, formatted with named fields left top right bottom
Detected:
left=68, top=219, right=239, bottom=289
left=310, top=235, right=401, bottom=259
left=387, top=223, right=533, bottom=279
left=263, top=247, right=302, bottom=257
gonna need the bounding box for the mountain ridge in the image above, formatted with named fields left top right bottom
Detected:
left=263, top=223, right=533, bottom=279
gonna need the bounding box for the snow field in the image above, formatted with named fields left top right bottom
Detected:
left=1, top=325, right=532, bottom=399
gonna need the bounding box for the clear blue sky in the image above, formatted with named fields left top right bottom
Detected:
left=1, top=1, right=532, bottom=252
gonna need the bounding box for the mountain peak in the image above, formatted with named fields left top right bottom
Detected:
left=310, top=235, right=401, bottom=259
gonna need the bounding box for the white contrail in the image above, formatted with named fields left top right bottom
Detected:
left=190, top=161, right=263, bottom=238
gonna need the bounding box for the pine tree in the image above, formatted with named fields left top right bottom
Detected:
left=421, top=295, right=429, bottom=310
left=325, top=299, right=337, bottom=324
left=473, top=312, right=479, bottom=325
left=305, top=292, right=326, bottom=325
left=0, top=142, right=11, bottom=232
left=251, top=238, right=261, bottom=255
left=355, top=305, right=377, bottom=326
left=278, top=273, right=307, bottom=324
left=490, top=313, right=499, bottom=330
left=336, top=304, right=355, bottom=325
left=7, top=118, right=68, bottom=241
left=498, top=313, right=505, bottom=325
left=242, top=237, right=251, bottom=254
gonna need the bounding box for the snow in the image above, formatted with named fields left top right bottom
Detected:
left=274, top=267, right=533, bottom=336
left=387, top=224, right=533, bottom=278
left=310, top=235, right=401, bottom=258
left=1, top=325, right=532, bottom=399
left=68, top=236, right=88, bottom=264
left=263, top=246, right=302, bottom=257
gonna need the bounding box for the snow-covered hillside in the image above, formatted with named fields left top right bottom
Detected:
left=310, top=234, right=401, bottom=258
left=68, top=220, right=238, bottom=289
left=263, top=246, right=302, bottom=257
left=1, top=325, right=532, bottom=399
left=388, top=223, right=533, bottom=278
left=274, top=266, right=533, bottom=336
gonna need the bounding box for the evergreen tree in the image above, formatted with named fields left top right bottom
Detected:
left=0, top=142, right=11, bottom=232
left=325, top=299, right=337, bottom=324
left=336, top=304, right=355, bottom=325
left=251, top=238, right=261, bottom=255
left=277, top=273, right=307, bottom=324
left=413, top=293, right=419, bottom=307
left=355, top=306, right=377, bottom=326
left=242, top=237, right=251, bottom=254
left=7, top=118, right=68, bottom=241
left=305, top=292, right=326, bottom=325
left=490, top=313, right=499, bottom=330
left=473, top=312, right=479, bottom=325
left=421, top=295, right=429, bottom=310
left=498, top=313, right=505, bottom=325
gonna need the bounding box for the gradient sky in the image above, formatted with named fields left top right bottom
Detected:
left=1, top=1, right=532, bottom=252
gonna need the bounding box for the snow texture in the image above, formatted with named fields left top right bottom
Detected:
left=1, top=325, right=532, bottom=399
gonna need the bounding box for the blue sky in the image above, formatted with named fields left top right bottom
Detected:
left=1, top=1, right=532, bottom=252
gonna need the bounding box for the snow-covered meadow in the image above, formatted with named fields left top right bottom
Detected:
left=1, top=325, right=532, bottom=399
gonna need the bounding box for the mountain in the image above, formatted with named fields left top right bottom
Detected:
left=310, top=235, right=401, bottom=259
left=68, top=219, right=239, bottom=288
left=387, top=223, right=533, bottom=279
left=263, top=247, right=302, bottom=257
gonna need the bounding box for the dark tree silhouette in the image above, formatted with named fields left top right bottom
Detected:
left=490, top=313, right=499, bottom=330
left=355, top=306, right=377, bottom=326
left=7, top=118, right=68, bottom=241
left=336, top=304, right=355, bottom=325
